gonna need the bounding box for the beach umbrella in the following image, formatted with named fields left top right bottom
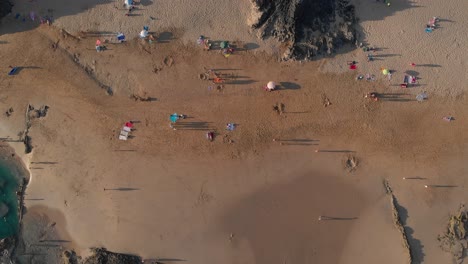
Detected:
left=267, top=81, right=276, bottom=90
left=220, top=41, right=229, bottom=49
left=382, top=69, right=389, bottom=75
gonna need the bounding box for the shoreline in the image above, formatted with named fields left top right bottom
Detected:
left=0, top=143, right=29, bottom=263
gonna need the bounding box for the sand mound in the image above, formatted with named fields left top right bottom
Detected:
left=344, top=155, right=358, bottom=172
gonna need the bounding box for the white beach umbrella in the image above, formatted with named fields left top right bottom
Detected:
left=267, top=81, right=276, bottom=90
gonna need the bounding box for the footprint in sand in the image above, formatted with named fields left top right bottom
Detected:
left=163, top=56, right=174, bottom=67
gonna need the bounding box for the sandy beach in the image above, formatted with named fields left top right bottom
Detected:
left=1, top=0, right=468, bottom=263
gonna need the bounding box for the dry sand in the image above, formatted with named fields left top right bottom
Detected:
left=6, top=0, right=278, bottom=52
left=321, top=0, right=468, bottom=97
left=1, top=0, right=468, bottom=263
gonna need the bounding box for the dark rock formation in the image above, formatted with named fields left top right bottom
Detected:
left=23, top=135, right=32, bottom=154
left=62, top=250, right=80, bottom=264
left=438, top=205, right=468, bottom=263
left=83, top=248, right=142, bottom=264
left=0, top=1, right=13, bottom=20
left=250, top=0, right=357, bottom=60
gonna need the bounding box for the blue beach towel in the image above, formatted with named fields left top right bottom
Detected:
left=170, top=113, right=179, bottom=123
left=117, top=33, right=125, bottom=41
left=8, top=67, right=19, bottom=76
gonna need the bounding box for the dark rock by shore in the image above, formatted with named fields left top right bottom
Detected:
left=0, top=1, right=13, bottom=20
left=250, top=0, right=357, bottom=60
left=82, top=248, right=142, bottom=264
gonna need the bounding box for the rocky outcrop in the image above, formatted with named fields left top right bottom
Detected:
left=438, top=205, right=468, bottom=264
left=63, top=248, right=143, bottom=264
left=0, top=1, right=13, bottom=20
left=249, top=0, right=357, bottom=60
left=82, top=248, right=142, bottom=264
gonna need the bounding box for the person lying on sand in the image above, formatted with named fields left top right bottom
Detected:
left=212, top=77, right=225, bottom=84
left=206, top=131, right=214, bottom=141
left=364, top=92, right=379, bottom=101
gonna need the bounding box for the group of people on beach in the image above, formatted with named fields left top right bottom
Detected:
left=425, top=17, right=439, bottom=33
left=353, top=16, right=443, bottom=103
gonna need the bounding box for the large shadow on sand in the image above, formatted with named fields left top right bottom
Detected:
left=352, top=0, right=421, bottom=43
left=0, top=0, right=153, bottom=35
left=220, top=172, right=365, bottom=263
left=394, top=201, right=425, bottom=262
left=326, top=0, right=421, bottom=58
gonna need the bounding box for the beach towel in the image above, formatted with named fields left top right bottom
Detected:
left=404, top=75, right=416, bottom=84
left=349, top=64, right=357, bottom=70
left=8, top=67, right=19, bottom=76
left=197, top=36, right=205, bottom=45
left=117, top=33, right=125, bottom=42
left=170, top=114, right=179, bottom=123
left=119, top=135, right=128, bottom=140
left=120, top=130, right=129, bottom=137
left=226, top=123, right=236, bottom=131
left=416, top=92, right=428, bottom=102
